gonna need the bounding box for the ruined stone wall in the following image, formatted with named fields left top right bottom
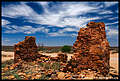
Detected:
left=65, top=22, right=110, bottom=75
left=14, top=36, right=40, bottom=63
left=14, top=36, right=68, bottom=63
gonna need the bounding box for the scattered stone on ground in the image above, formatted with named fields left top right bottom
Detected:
left=2, top=57, right=118, bottom=80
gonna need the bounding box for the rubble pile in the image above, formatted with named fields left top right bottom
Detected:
left=57, top=53, right=68, bottom=63
left=50, top=53, right=67, bottom=63
left=65, top=22, right=110, bottom=75
left=14, top=36, right=41, bottom=63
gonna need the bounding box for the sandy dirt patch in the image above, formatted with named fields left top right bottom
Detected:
left=109, top=51, right=119, bottom=75
left=41, top=52, right=73, bottom=61
left=1, top=51, right=14, bottom=63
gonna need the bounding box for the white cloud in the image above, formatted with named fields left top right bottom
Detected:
left=63, top=28, right=78, bottom=32
left=4, top=25, right=49, bottom=34
left=48, top=30, right=78, bottom=37
left=2, top=19, right=10, bottom=26
left=59, top=3, right=97, bottom=16
left=99, top=10, right=113, bottom=14
left=42, top=28, right=49, bottom=33
left=39, top=2, right=48, bottom=6
left=105, top=21, right=118, bottom=25
left=108, top=17, right=118, bottom=20
left=30, top=2, right=101, bottom=28
left=48, top=32, right=59, bottom=36
left=104, top=2, right=118, bottom=7
left=48, top=27, right=79, bottom=37
left=48, top=32, right=76, bottom=37
left=48, top=32, right=67, bottom=36
left=71, top=33, right=77, bottom=37
left=2, top=3, right=36, bottom=18
left=4, top=39, right=10, bottom=42
left=24, top=26, right=49, bottom=34
left=5, top=30, right=18, bottom=33
left=107, top=28, right=118, bottom=37
left=116, top=10, right=118, bottom=13
left=2, top=2, right=101, bottom=28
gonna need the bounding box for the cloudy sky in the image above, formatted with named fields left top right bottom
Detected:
left=2, top=1, right=118, bottom=46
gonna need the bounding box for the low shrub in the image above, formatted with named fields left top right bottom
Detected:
left=61, top=45, right=72, bottom=53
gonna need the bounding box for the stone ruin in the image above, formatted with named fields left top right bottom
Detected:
left=64, top=22, right=110, bottom=76
left=14, top=36, right=41, bottom=63
left=14, top=22, right=110, bottom=76
left=14, top=36, right=68, bottom=63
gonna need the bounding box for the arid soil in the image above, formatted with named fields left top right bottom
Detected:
left=1, top=50, right=119, bottom=79
left=109, top=51, right=119, bottom=75
left=1, top=51, right=14, bottom=62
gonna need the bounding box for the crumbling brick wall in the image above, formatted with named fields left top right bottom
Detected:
left=14, top=36, right=40, bottom=63
left=65, top=22, right=110, bottom=76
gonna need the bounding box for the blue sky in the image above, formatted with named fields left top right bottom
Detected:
left=2, top=1, right=119, bottom=46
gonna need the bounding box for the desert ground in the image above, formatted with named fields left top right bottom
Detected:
left=1, top=50, right=119, bottom=76
left=109, top=51, right=119, bottom=75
